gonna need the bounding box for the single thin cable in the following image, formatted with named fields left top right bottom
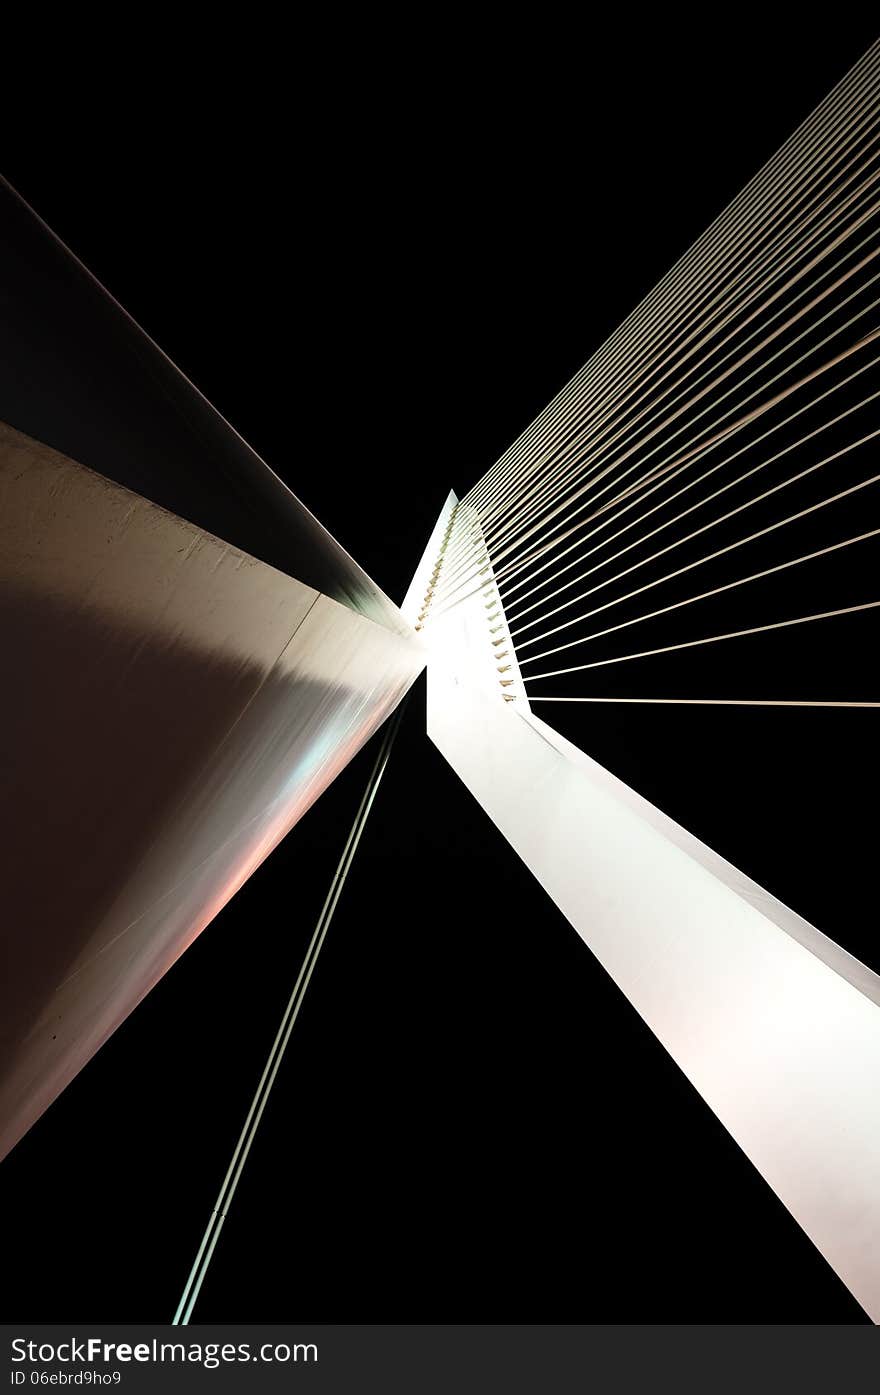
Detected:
left=172, top=702, right=407, bottom=1325
left=527, top=696, right=879, bottom=707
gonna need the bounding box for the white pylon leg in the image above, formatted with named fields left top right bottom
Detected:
left=415, top=494, right=880, bottom=1324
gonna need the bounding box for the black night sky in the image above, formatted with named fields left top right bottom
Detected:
left=2, top=18, right=879, bottom=1323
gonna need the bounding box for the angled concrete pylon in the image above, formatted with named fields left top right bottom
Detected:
left=412, top=492, right=880, bottom=1323
left=0, top=423, right=423, bottom=1163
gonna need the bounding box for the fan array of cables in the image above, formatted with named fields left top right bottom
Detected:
left=426, top=40, right=880, bottom=712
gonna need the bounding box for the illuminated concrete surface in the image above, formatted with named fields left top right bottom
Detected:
left=0, top=422, right=423, bottom=1162
left=419, top=499, right=880, bottom=1323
